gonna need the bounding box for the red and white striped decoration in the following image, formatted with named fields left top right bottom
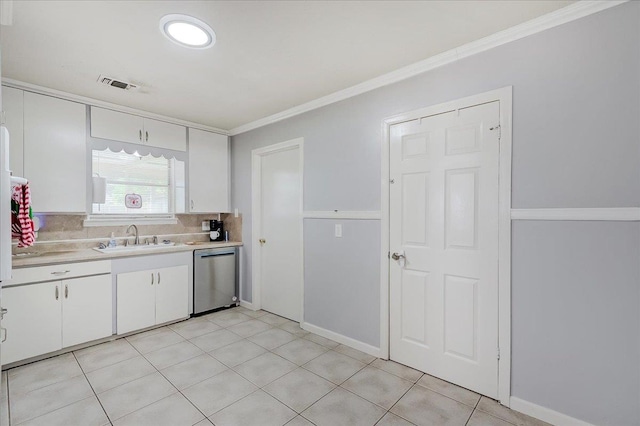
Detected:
left=11, top=183, right=35, bottom=248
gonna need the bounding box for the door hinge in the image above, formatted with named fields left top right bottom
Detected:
left=387, top=251, right=391, bottom=259
left=497, top=347, right=501, bottom=360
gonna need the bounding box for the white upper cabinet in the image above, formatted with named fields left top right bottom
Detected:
left=24, top=92, right=86, bottom=213
left=188, top=128, right=229, bottom=213
left=90, top=106, right=186, bottom=151
left=143, top=118, right=187, bottom=151
left=90, top=107, right=143, bottom=144
left=2, top=86, right=24, bottom=177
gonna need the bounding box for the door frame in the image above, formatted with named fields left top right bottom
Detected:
left=380, top=87, right=513, bottom=406
left=251, top=137, right=305, bottom=321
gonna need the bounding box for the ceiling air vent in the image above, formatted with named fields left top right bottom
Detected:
left=97, top=75, right=138, bottom=91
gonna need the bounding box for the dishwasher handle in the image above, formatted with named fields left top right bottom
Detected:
left=196, top=252, right=235, bottom=259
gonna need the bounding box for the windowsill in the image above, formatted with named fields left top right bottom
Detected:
left=83, top=216, right=179, bottom=227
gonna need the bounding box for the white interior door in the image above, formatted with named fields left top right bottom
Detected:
left=258, top=146, right=302, bottom=322
left=390, top=101, right=500, bottom=398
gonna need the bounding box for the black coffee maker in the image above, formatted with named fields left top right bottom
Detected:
left=209, top=220, right=224, bottom=242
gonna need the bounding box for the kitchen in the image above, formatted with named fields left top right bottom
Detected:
left=0, top=1, right=639, bottom=426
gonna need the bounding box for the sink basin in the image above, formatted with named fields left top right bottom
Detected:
left=93, top=242, right=179, bottom=254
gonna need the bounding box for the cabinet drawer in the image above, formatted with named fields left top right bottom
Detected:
left=9, top=260, right=111, bottom=285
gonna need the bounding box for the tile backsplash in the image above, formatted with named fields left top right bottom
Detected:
left=26, top=213, right=243, bottom=244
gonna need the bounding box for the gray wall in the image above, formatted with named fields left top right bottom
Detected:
left=512, top=221, right=640, bottom=425
left=231, top=3, right=640, bottom=424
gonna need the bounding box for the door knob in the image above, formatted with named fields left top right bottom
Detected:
left=259, top=238, right=266, bottom=245
left=391, top=252, right=405, bottom=261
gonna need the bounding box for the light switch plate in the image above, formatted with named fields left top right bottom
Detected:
left=335, top=224, right=342, bottom=238
left=202, top=221, right=210, bottom=231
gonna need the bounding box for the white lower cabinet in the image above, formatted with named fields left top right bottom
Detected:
left=155, top=266, right=189, bottom=325
left=1, top=282, right=62, bottom=365
left=2, top=273, right=112, bottom=364
left=117, top=265, right=189, bottom=334
left=62, top=275, right=112, bottom=348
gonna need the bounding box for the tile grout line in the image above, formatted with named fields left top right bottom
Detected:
left=71, top=351, right=114, bottom=426
left=5, top=372, right=11, bottom=426
left=121, top=332, right=212, bottom=424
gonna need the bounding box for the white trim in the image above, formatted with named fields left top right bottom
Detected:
left=251, top=138, right=304, bottom=319
left=381, top=86, right=513, bottom=406
left=239, top=300, right=256, bottom=311
left=510, top=397, right=597, bottom=426
left=229, top=1, right=625, bottom=136
left=302, top=211, right=381, bottom=220
left=2, top=78, right=229, bottom=136
left=301, top=322, right=383, bottom=359
left=511, top=208, right=640, bottom=221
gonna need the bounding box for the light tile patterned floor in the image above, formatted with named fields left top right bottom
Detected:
left=0, top=307, right=548, bottom=426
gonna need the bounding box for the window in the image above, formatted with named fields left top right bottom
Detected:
left=91, top=149, right=185, bottom=217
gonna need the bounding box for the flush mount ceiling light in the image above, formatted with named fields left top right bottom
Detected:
left=160, top=14, right=216, bottom=49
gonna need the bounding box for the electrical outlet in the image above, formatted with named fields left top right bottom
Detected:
left=234, top=208, right=239, bottom=218
left=335, top=224, right=342, bottom=238
left=202, top=221, right=210, bottom=231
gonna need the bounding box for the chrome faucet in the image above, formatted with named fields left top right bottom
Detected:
left=126, top=224, right=140, bottom=245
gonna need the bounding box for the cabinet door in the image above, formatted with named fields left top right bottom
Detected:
left=155, top=265, right=189, bottom=325
left=188, top=129, right=229, bottom=212
left=91, top=107, right=143, bottom=144
left=143, top=118, right=186, bottom=151
left=2, top=86, right=24, bottom=177
left=62, top=274, right=112, bottom=347
left=117, top=270, right=156, bottom=334
left=24, top=92, right=86, bottom=213
left=1, top=282, right=62, bottom=364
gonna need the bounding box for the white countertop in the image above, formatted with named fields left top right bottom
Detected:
left=12, top=241, right=243, bottom=268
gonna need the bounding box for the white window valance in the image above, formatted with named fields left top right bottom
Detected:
left=91, top=138, right=188, bottom=162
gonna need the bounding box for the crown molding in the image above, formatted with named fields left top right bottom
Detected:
left=229, top=0, right=627, bottom=136
left=1, top=78, right=229, bottom=136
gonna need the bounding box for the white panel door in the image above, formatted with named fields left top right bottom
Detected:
left=2, top=86, right=24, bottom=177
left=24, top=92, right=86, bottom=213
left=143, top=118, right=186, bottom=151
left=188, top=129, right=229, bottom=212
left=390, top=101, right=500, bottom=398
left=259, top=147, right=302, bottom=322
left=1, top=282, right=62, bottom=364
left=117, top=270, right=156, bottom=334
left=155, top=265, right=189, bottom=324
left=62, top=274, right=112, bottom=347
left=90, top=107, right=143, bottom=144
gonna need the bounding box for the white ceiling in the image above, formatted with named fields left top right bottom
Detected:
left=1, top=1, right=572, bottom=131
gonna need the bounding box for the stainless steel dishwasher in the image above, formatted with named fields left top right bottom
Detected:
left=194, top=247, right=238, bottom=315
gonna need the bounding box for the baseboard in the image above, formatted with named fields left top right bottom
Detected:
left=239, top=300, right=256, bottom=311
left=301, top=321, right=383, bottom=358
left=509, top=397, right=596, bottom=426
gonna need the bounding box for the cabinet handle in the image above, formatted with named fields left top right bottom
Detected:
left=151, top=273, right=154, bottom=285
left=191, top=200, right=194, bottom=210
left=65, top=284, right=69, bottom=299
left=157, top=272, right=161, bottom=284
left=55, top=286, right=59, bottom=300
left=51, top=270, right=70, bottom=275
left=1, top=327, right=6, bottom=343
left=139, top=130, right=142, bottom=141
left=145, top=131, right=149, bottom=142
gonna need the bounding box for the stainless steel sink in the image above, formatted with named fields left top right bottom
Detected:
left=93, top=242, right=179, bottom=254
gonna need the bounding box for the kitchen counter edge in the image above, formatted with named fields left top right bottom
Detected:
left=12, top=241, right=244, bottom=268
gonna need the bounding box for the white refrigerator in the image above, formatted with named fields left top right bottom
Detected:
left=0, top=126, right=11, bottom=282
